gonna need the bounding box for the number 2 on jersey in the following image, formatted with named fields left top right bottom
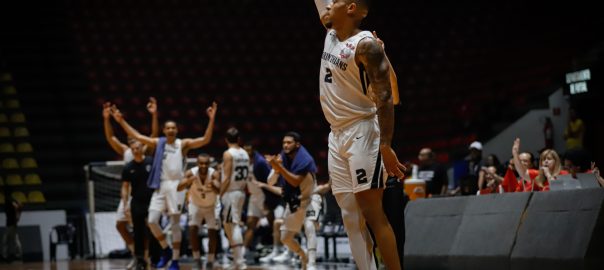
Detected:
left=324, top=68, right=333, bottom=83
left=356, top=169, right=368, bottom=184
left=234, top=166, right=249, bottom=181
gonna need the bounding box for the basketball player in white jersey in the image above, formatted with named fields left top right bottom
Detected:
left=257, top=171, right=289, bottom=264
left=315, top=1, right=405, bottom=269
left=219, top=127, right=250, bottom=270
left=177, top=154, right=220, bottom=269
left=111, top=102, right=217, bottom=270
left=242, top=144, right=269, bottom=262
left=255, top=175, right=323, bottom=270
left=103, top=97, right=158, bottom=269
left=264, top=132, right=318, bottom=270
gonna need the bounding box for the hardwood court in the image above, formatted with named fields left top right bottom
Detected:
left=0, top=259, right=357, bottom=270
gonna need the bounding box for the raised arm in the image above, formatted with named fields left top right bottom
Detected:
left=356, top=38, right=405, bottom=179
left=103, top=103, right=128, bottom=155
left=220, top=151, right=233, bottom=196
left=182, top=102, right=217, bottom=151
left=147, top=97, right=159, bottom=138
left=110, top=105, right=158, bottom=147
left=512, top=138, right=529, bottom=181
left=314, top=0, right=331, bottom=29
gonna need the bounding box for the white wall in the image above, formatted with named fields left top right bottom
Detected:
left=0, top=210, right=67, bottom=261
left=548, top=88, right=569, bottom=151
left=483, top=89, right=569, bottom=162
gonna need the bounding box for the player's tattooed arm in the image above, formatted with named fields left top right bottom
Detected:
left=356, top=38, right=405, bottom=179
left=372, top=31, right=400, bottom=105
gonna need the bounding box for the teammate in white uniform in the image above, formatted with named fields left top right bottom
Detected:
left=111, top=102, right=217, bottom=270
left=103, top=98, right=158, bottom=270
left=265, top=132, right=317, bottom=270
left=303, top=193, right=322, bottom=269
left=219, top=127, right=250, bottom=269
left=177, top=154, right=220, bottom=269
left=315, top=1, right=405, bottom=269
left=257, top=170, right=289, bottom=264
left=242, top=144, right=272, bottom=261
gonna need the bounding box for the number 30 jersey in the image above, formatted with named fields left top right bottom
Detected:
left=319, top=29, right=377, bottom=130
left=223, top=146, right=250, bottom=192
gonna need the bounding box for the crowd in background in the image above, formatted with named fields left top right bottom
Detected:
left=404, top=107, right=604, bottom=198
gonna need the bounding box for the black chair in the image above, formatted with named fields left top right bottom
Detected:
left=317, top=192, right=349, bottom=263
left=49, top=224, right=76, bottom=261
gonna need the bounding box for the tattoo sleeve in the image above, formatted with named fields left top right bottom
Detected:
left=357, top=38, right=394, bottom=146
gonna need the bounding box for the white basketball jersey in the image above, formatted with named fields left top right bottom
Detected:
left=161, top=138, right=185, bottom=181
left=319, top=29, right=377, bottom=130
left=223, top=147, right=250, bottom=192
left=123, top=148, right=134, bottom=163
left=189, top=167, right=217, bottom=208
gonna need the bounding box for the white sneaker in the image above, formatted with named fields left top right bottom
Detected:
left=307, top=263, right=317, bottom=270
left=236, top=261, right=248, bottom=270
left=126, top=258, right=137, bottom=270
left=221, top=262, right=234, bottom=270
left=272, top=250, right=292, bottom=263
left=259, top=250, right=278, bottom=263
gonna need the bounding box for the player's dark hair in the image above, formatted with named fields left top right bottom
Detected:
left=349, top=0, right=370, bottom=9
left=284, top=131, right=302, bottom=143
left=163, top=120, right=177, bottom=127
left=225, top=127, right=240, bottom=143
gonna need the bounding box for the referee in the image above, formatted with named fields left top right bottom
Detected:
left=120, top=140, right=154, bottom=270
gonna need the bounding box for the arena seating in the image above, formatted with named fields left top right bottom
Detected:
left=2, top=0, right=601, bottom=208
left=0, top=69, right=46, bottom=206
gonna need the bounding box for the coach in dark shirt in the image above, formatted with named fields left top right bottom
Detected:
left=417, top=148, right=449, bottom=196
left=120, top=140, right=154, bottom=269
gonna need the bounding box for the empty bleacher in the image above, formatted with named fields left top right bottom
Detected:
left=0, top=69, right=46, bottom=207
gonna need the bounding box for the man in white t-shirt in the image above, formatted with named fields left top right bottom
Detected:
left=177, top=154, right=221, bottom=269
left=111, top=102, right=217, bottom=270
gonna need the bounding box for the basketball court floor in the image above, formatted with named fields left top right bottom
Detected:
left=2, top=259, right=358, bottom=270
